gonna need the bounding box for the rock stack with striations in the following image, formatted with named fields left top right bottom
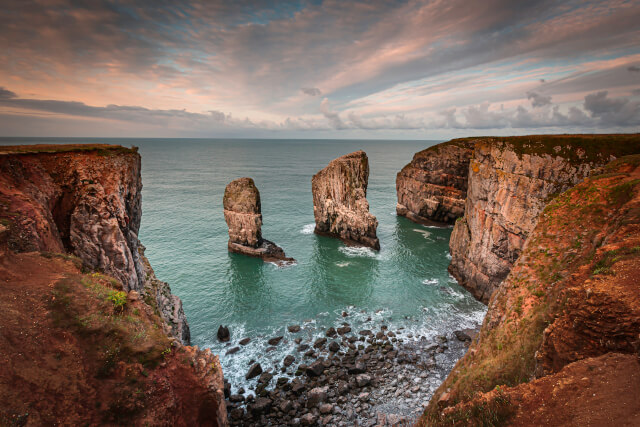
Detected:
left=223, top=177, right=294, bottom=265
left=312, top=150, right=379, bottom=250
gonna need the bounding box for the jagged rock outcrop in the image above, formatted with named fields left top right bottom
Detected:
left=396, top=140, right=475, bottom=224
left=0, top=144, right=189, bottom=344
left=448, top=136, right=640, bottom=303
left=422, top=153, right=640, bottom=426
left=312, top=150, right=379, bottom=250
left=223, top=177, right=294, bottom=264
left=0, top=144, right=226, bottom=426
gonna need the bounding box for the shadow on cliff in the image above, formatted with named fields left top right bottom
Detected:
left=306, top=233, right=377, bottom=307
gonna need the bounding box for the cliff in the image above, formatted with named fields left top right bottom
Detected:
left=0, top=144, right=190, bottom=342
left=223, top=177, right=294, bottom=264
left=398, top=134, right=640, bottom=303
left=421, top=154, right=640, bottom=426
left=396, top=140, right=475, bottom=224
left=312, top=150, right=380, bottom=250
left=0, top=145, right=226, bottom=425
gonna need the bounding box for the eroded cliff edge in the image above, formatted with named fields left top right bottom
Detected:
left=0, top=144, right=226, bottom=425
left=421, top=153, right=640, bottom=426
left=398, top=134, right=640, bottom=303
left=312, top=150, right=380, bottom=250
left=0, top=144, right=189, bottom=342
left=396, top=140, right=475, bottom=224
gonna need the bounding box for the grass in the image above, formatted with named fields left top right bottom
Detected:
left=421, top=153, right=640, bottom=423
left=49, top=272, right=170, bottom=377
left=0, top=144, right=138, bottom=156
left=421, top=389, right=514, bottom=427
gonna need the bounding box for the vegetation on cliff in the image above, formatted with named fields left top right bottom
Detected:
left=421, top=154, right=640, bottom=426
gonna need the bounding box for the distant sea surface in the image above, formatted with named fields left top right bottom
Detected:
left=1, top=137, right=486, bottom=389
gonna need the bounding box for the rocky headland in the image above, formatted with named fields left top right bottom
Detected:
left=396, top=140, right=475, bottom=225
left=397, top=134, right=640, bottom=303
left=223, top=177, right=294, bottom=265
left=0, top=145, right=226, bottom=425
left=421, top=152, right=640, bottom=426
left=312, top=151, right=380, bottom=250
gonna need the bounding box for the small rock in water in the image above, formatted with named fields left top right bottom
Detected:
left=257, top=372, right=273, bottom=384
left=326, top=327, right=337, bottom=337
left=337, top=326, right=351, bottom=335
left=217, top=325, right=230, bottom=342
left=288, top=325, right=301, bottom=333
left=314, top=337, right=327, bottom=349
left=283, top=354, right=296, bottom=367
left=226, top=346, right=240, bottom=355
left=246, top=363, right=262, bottom=380
left=342, top=311, right=349, bottom=317
left=359, top=330, right=372, bottom=336
left=307, top=360, right=325, bottom=377
left=268, top=336, right=283, bottom=345
left=328, top=341, right=340, bottom=352
left=239, top=337, right=250, bottom=345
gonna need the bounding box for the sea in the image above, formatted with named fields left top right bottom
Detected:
left=1, top=137, right=486, bottom=391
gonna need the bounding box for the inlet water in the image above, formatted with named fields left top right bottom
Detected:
left=1, top=137, right=487, bottom=392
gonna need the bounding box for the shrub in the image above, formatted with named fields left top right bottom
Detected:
left=107, top=290, right=127, bottom=313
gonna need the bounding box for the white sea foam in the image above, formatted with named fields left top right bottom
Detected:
left=336, top=262, right=350, bottom=267
left=422, top=278, right=439, bottom=285
left=446, top=252, right=452, bottom=260
left=300, top=223, right=315, bottom=234
left=338, top=246, right=377, bottom=258
left=413, top=228, right=432, bottom=239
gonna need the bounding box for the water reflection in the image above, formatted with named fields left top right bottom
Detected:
left=225, top=252, right=272, bottom=315
left=307, top=234, right=377, bottom=307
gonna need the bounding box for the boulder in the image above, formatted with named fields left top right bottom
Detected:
left=246, top=363, right=262, bottom=380
left=217, top=325, right=230, bottom=342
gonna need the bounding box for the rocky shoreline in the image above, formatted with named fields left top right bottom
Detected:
left=220, top=320, right=478, bottom=426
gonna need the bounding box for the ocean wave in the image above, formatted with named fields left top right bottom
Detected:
left=336, top=261, right=350, bottom=267
left=300, top=223, right=315, bottom=234
left=338, top=246, right=378, bottom=258
left=422, top=278, right=439, bottom=285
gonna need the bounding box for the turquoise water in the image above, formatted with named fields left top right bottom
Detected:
left=1, top=137, right=486, bottom=389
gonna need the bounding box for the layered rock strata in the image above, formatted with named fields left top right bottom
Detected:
left=0, top=144, right=189, bottom=344
left=449, top=136, right=640, bottom=303
left=396, top=140, right=475, bottom=224
left=223, top=177, right=294, bottom=264
left=312, top=151, right=379, bottom=250
left=423, top=153, right=640, bottom=425
left=0, top=144, right=226, bottom=425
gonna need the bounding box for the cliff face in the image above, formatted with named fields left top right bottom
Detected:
left=422, top=154, right=640, bottom=426
left=0, top=144, right=189, bottom=342
left=223, top=177, right=294, bottom=264
left=396, top=140, right=475, bottom=224
left=0, top=145, right=226, bottom=426
left=312, top=150, right=380, bottom=250
left=449, top=138, right=618, bottom=303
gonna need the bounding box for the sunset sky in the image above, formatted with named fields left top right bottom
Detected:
left=1, top=0, right=639, bottom=138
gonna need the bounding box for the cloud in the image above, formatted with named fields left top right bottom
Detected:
left=628, top=65, right=640, bottom=72
left=584, top=91, right=640, bottom=126
left=526, top=91, right=552, bottom=108
left=0, top=87, right=17, bottom=99
left=320, top=98, right=347, bottom=129
left=301, top=87, right=322, bottom=96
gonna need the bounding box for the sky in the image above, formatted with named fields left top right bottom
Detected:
left=1, top=0, right=639, bottom=139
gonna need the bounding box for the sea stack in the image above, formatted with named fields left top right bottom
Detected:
left=223, top=177, right=294, bottom=264
left=312, top=151, right=380, bottom=250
